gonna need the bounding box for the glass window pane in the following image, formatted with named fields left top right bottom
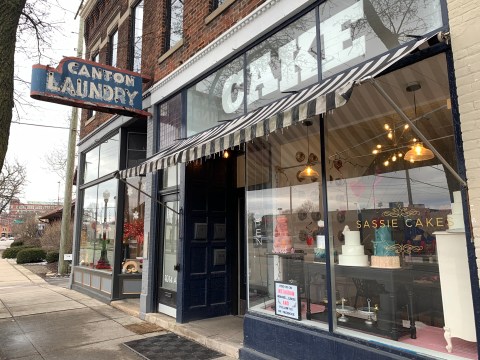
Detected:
left=110, top=30, right=118, bottom=67
left=132, top=0, right=144, bottom=72
left=78, top=179, right=117, bottom=271
left=159, top=94, right=181, bottom=151
left=319, top=0, right=443, bottom=78
left=246, top=9, right=317, bottom=112
left=163, top=165, right=179, bottom=189
left=98, top=133, right=120, bottom=177
left=187, top=56, right=244, bottom=136
left=162, top=201, right=179, bottom=291
left=325, top=54, right=474, bottom=357
left=127, top=132, right=147, bottom=168
left=84, top=147, right=99, bottom=183
left=122, top=176, right=145, bottom=273
left=169, top=0, right=184, bottom=49
left=246, top=119, right=325, bottom=324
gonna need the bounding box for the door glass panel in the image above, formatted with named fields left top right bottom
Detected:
left=162, top=200, right=179, bottom=291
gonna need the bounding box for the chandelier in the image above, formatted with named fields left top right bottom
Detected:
left=372, top=81, right=434, bottom=166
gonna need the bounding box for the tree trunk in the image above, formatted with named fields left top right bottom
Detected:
left=0, top=0, right=27, bottom=171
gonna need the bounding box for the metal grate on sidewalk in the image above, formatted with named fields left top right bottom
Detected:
left=124, top=332, right=224, bottom=360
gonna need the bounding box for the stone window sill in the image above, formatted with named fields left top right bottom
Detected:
left=205, top=0, right=237, bottom=25
left=158, top=39, right=184, bottom=64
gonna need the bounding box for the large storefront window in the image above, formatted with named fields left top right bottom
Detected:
left=247, top=119, right=324, bottom=322
left=79, top=179, right=118, bottom=271
left=247, top=53, right=477, bottom=358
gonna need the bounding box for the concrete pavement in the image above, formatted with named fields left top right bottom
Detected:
left=0, top=256, right=234, bottom=360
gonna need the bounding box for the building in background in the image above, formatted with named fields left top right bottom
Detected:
left=71, top=0, right=480, bottom=359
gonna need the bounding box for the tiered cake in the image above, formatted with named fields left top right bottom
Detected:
left=338, top=225, right=368, bottom=266
left=371, top=226, right=400, bottom=268
left=447, top=191, right=465, bottom=231
left=273, top=215, right=293, bottom=253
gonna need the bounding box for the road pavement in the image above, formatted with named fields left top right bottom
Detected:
left=0, top=256, right=161, bottom=360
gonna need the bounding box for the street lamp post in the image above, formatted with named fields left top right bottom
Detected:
left=96, top=189, right=111, bottom=269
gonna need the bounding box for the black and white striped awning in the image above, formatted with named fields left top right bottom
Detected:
left=118, top=33, right=443, bottom=179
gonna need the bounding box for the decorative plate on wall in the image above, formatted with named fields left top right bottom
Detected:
left=296, top=151, right=305, bottom=162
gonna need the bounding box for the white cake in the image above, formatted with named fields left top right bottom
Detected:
left=338, top=226, right=369, bottom=267
left=447, top=191, right=465, bottom=230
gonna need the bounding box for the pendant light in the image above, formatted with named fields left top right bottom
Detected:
left=404, top=142, right=434, bottom=163
left=298, top=120, right=319, bottom=181
left=403, top=82, right=434, bottom=163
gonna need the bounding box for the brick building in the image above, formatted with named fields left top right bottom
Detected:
left=70, top=0, right=480, bottom=358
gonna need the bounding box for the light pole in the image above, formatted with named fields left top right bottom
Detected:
left=96, top=189, right=111, bottom=269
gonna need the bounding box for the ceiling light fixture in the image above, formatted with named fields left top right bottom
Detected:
left=298, top=120, right=319, bottom=182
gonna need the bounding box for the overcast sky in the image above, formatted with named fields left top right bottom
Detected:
left=8, top=1, right=81, bottom=203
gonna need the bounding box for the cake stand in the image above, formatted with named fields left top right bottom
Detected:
left=357, top=299, right=377, bottom=326
left=336, top=298, right=354, bottom=322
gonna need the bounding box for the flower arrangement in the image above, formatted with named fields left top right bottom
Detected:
left=123, top=219, right=144, bottom=245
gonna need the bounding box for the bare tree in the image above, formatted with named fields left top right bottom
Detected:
left=0, top=159, right=27, bottom=214
left=12, top=212, right=41, bottom=246
left=44, top=143, right=68, bottom=181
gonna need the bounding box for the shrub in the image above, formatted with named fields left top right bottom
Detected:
left=46, top=251, right=59, bottom=263
left=16, top=248, right=46, bottom=264
left=40, top=221, right=73, bottom=253
left=11, top=241, right=24, bottom=247
left=2, top=245, right=34, bottom=259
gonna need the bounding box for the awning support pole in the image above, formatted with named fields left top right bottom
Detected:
left=361, top=76, right=467, bottom=188
left=117, top=175, right=180, bottom=214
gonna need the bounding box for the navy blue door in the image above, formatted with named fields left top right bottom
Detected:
left=181, top=155, right=235, bottom=322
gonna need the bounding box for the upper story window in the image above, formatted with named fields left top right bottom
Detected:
left=109, top=30, right=119, bottom=67
left=212, top=0, right=226, bottom=10
left=89, top=53, right=100, bottom=118
left=166, top=0, right=184, bottom=51
left=131, top=0, right=144, bottom=72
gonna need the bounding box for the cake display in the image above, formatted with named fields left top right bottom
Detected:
left=273, top=215, right=293, bottom=253
left=338, top=226, right=369, bottom=266
left=447, top=191, right=465, bottom=231
left=371, top=227, right=400, bottom=268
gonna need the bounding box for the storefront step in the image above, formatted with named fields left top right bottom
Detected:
left=110, top=299, right=242, bottom=359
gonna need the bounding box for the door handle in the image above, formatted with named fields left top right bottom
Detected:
left=174, top=264, right=180, bottom=271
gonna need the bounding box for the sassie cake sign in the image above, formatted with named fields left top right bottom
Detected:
left=30, top=57, right=151, bottom=117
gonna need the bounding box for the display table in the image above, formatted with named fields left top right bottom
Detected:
left=305, top=262, right=416, bottom=340
left=434, top=231, right=476, bottom=353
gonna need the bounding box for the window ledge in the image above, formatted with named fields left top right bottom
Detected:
left=85, top=115, right=96, bottom=126
left=158, top=39, right=184, bottom=64
left=205, top=0, right=237, bottom=25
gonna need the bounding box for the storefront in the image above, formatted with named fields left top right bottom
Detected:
left=73, top=0, right=479, bottom=358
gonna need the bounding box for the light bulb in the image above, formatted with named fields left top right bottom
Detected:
left=398, top=153, right=403, bottom=158
left=410, top=158, right=415, bottom=163
left=413, top=138, right=417, bottom=142
left=384, top=160, right=389, bottom=166
left=415, top=144, right=422, bottom=155
left=392, top=155, right=397, bottom=161
left=372, top=149, right=378, bottom=155
left=404, top=124, right=409, bottom=129
left=387, top=131, right=393, bottom=139
left=377, top=144, right=382, bottom=149
left=384, top=124, right=390, bottom=130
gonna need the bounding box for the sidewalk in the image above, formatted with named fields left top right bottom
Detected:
left=0, top=257, right=236, bottom=360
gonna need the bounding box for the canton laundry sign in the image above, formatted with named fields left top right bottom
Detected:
left=31, top=57, right=151, bottom=117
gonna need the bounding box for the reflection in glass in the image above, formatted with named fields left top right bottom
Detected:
left=109, top=30, right=118, bottom=67
left=83, top=133, right=120, bottom=184
left=162, top=201, right=179, bottom=291
left=132, top=0, right=144, bottom=72
left=159, top=94, right=181, bottom=151
left=319, top=0, right=443, bottom=78
left=168, top=0, right=183, bottom=49
left=122, top=176, right=145, bottom=274
left=187, top=56, right=244, bottom=135
left=79, top=179, right=118, bottom=271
